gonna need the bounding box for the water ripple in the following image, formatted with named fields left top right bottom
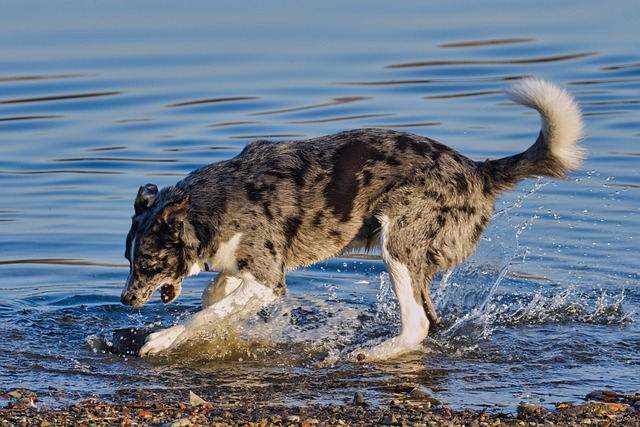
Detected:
left=290, top=113, right=394, bottom=124
left=385, top=52, right=597, bottom=68
left=425, top=90, right=502, bottom=99
left=0, top=115, right=64, bottom=122
left=167, top=96, right=260, bottom=108
left=0, top=73, right=95, bottom=83
left=0, top=91, right=125, bottom=104
left=337, top=75, right=523, bottom=86
left=0, top=258, right=124, bottom=268
left=438, top=38, right=534, bottom=48
left=51, top=157, right=178, bottom=164
left=249, top=97, right=371, bottom=117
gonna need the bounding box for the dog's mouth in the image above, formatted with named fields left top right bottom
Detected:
left=160, top=284, right=178, bottom=304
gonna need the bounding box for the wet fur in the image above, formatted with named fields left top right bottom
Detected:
left=121, top=78, right=585, bottom=357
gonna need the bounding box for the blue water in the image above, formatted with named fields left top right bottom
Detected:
left=1, top=0, right=638, bottom=411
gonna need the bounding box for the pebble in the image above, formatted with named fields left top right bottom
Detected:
left=162, top=419, right=193, bottom=427
left=381, top=413, right=399, bottom=425
left=516, top=402, right=547, bottom=419
left=189, top=390, right=206, bottom=406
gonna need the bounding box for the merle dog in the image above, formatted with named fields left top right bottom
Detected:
left=121, top=78, right=584, bottom=358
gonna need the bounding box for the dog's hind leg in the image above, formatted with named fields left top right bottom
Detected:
left=420, top=284, right=441, bottom=331
left=354, top=214, right=431, bottom=360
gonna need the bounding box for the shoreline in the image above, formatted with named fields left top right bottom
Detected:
left=2, top=388, right=639, bottom=426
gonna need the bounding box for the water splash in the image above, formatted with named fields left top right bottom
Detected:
left=432, top=179, right=548, bottom=340
left=374, top=271, right=400, bottom=325
left=496, top=287, right=633, bottom=326
left=417, top=178, right=634, bottom=352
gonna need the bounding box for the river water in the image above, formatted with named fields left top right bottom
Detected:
left=0, top=0, right=638, bottom=412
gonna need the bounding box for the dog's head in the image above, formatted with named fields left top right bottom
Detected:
left=121, top=183, right=197, bottom=308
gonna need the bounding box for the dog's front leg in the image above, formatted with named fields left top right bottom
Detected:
left=201, top=272, right=244, bottom=308
left=139, top=274, right=275, bottom=356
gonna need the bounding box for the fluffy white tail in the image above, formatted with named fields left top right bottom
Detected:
left=480, top=79, right=586, bottom=195
left=505, top=78, right=586, bottom=173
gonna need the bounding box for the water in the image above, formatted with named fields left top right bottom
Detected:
left=1, top=0, right=638, bottom=412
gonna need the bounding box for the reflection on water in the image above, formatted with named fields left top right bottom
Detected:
left=1, top=0, right=639, bottom=412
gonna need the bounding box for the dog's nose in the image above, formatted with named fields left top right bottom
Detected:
left=120, top=290, right=136, bottom=306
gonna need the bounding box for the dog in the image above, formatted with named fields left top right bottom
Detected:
left=120, top=78, right=585, bottom=359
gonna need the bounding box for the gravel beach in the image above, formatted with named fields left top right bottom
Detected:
left=2, top=388, right=639, bottom=426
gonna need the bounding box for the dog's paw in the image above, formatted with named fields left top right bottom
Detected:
left=351, top=337, right=421, bottom=362
left=139, top=324, right=186, bottom=356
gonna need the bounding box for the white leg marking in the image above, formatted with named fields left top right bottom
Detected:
left=188, top=261, right=202, bottom=277
left=202, top=273, right=243, bottom=308
left=354, top=215, right=430, bottom=361
left=140, top=273, right=275, bottom=356
left=210, top=232, right=244, bottom=272
left=384, top=256, right=430, bottom=343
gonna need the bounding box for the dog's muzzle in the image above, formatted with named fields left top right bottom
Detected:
left=120, top=287, right=149, bottom=308
left=121, top=280, right=182, bottom=308
left=120, top=275, right=155, bottom=308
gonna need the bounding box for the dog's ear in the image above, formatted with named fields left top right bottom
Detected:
left=160, top=196, right=191, bottom=229
left=135, top=184, right=159, bottom=215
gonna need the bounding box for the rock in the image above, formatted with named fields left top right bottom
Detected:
left=189, top=390, right=206, bottom=406
left=162, top=419, right=193, bottom=427
left=586, top=390, right=621, bottom=402
left=381, top=413, right=400, bottom=425
left=353, top=391, right=365, bottom=405
left=287, top=415, right=301, bottom=423
left=516, top=402, right=548, bottom=420
left=111, top=328, right=152, bottom=356
left=270, top=414, right=282, bottom=423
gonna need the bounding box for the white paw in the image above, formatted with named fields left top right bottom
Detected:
left=139, top=324, right=187, bottom=356
left=352, top=336, right=421, bottom=362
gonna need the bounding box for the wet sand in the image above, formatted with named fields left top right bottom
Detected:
left=2, top=388, right=639, bottom=426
